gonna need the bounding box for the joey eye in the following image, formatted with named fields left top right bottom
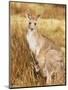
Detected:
left=29, top=22, right=31, bottom=25
left=34, top=23, right=36, bottom=25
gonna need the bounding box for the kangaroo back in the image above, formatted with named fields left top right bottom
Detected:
left=26, top=14, right=65, bottom=85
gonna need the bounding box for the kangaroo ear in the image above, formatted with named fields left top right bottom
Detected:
left=37, top=15, right=40, bottom=19
left=25, top=13, right=32, bottom=20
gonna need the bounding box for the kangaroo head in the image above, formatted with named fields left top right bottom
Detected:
left=26, top=13, right=40, bottom=31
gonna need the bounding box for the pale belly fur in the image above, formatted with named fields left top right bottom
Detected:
left=26, top=31, right=41, bottom=55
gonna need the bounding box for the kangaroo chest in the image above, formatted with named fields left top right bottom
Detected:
left=26, top=31, right=40, bottom=54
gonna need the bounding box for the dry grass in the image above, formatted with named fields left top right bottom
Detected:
left=10, top=2, right=66, bottom=87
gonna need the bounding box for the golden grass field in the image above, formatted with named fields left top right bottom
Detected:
left=10, top=2, right=66, bottom=87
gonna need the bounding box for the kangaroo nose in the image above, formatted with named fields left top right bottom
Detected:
left=31, top=28, right=33, bottom=31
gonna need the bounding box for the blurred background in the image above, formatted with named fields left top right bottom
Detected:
left=10, top=2, right=65, bottom=19
left=10, top=2, right=66, bottom=88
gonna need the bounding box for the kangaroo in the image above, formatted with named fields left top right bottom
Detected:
left=26, top=13, right=65, bottom=85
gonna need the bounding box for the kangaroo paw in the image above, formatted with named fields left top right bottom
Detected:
left=34, top=64, right=40, bottom=72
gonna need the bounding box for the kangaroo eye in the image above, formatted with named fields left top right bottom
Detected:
left=34, top=23, right=36, bottom=25
left=29, top=22, right=31, bottom=25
